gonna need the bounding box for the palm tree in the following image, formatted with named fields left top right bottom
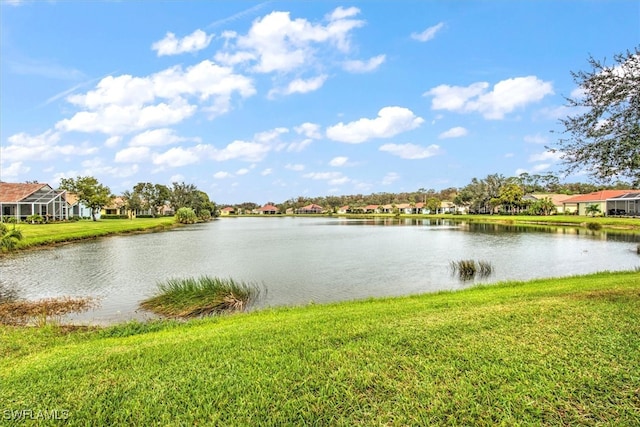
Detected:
left=586, top=204, right=601, bottom=217
left=0, top=223, right=23, bottom=251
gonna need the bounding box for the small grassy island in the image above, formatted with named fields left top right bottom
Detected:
left=1, top=270, right=639, bottom=425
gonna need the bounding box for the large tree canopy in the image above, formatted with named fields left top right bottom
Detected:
left=59, top=176, right=112, bottom=221
left=553, top=47, right=640, bottom=186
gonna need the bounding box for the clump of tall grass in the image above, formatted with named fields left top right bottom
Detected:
left=450, top=259, right=494, bottom=280
left=140, top=276, right=262, bottom=318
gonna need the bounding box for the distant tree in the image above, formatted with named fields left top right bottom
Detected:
left=121, top=190, right=142, bottom=218
left=425, top=197, right=441, bottom=214
left=552, top=47, right=640, bottom=186
left=59, top=176, right=112, bottom=221
left=497, top=183, right=525, bottom=214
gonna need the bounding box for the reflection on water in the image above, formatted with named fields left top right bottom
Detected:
left=1, top=217, right=638, bottom=324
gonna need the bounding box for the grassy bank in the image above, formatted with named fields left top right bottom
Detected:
left=1, top=271, right=639, bottom=425
left=4, top=217, right=177, bottom=251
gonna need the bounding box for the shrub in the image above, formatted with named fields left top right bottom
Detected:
left=199, top=209, right=212, bottom=221
left=175, top=207, right=198, bottom=224
left=140, top=276, right=262, bottom=318
left=26, top=214, right=44, bottom=224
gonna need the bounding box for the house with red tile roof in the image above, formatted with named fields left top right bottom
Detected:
left=562, top=190, right=640, bottom=216
left=259, top=204, right=279, bottom=215
left=0, top=182, right=68, bottom=222
left=220, top=207, right=236, bottom=216
left=297, top=204, right=324, bottom=214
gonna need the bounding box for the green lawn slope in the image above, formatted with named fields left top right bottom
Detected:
left=2, top=270, right=639, bottom=425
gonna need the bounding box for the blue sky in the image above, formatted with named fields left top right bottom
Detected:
left=1, top=1, right=638, bottom=204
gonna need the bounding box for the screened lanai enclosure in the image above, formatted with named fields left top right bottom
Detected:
left=607, top=192, right=640, bottom=216
left=0, top=183, right=68, bottom=222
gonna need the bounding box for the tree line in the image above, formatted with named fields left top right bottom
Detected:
left=59, top=177, right=216, bottom=221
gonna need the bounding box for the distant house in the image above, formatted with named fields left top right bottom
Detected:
left=337, top=205, right=350, bottom=214
left=364, top=204, right=382, bottom=214
left=0, top=182, right=68, bottom=222
left=529, top=194, right=574, bottom=214
left=65, top=192, right=93, bottom=218
left=297, top=204, right=324, bottom=214
left=101, top=197, right=127, bottom=217
left=562, top=190, right=640, bottom=216
left=259, top=204, right=279, bottom=215
left=606, top=192, right=640, bottom=216
left=220, top=207, right=235, bottom=216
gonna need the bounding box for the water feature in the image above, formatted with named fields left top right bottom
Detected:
left=1, top=217, right=638, bottom=324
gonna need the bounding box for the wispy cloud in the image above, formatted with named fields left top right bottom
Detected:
left=411, top=22, right=444, bottom=42
left=207, top=1, right=272, bottom=29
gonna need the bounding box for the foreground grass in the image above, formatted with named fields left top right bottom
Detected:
left=5, top=217, right=177, bottom=251
left=1, top=271, right=639, bottom=425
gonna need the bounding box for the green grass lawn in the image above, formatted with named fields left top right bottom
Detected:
left=7, top=217, right=177, bottom=250
left=1, top=271, right=639, bottom=425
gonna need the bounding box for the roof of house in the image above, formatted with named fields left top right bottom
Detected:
left=300, top=204, right=323, bottom=210
left=364, top=204, right=380, bottom=210
left=0, top=182, right=60, bottom=203
left=562, top=190, right=640, bottom=203
left=0, top=182, right=51, bottom=203
left=531, top=193, right=574, bottom=206
left=221, top=207, right=235, bottom=211
left=260, top=204, right=279, bottom=211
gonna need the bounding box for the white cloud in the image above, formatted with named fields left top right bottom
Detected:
left=411, top=22, right=445, bottom=42
left=152, top=29, right=214, bottom=56
left=286, top=139, right=313, bottom=152
left=343, top=54, right=386, bottom=73
left=0, top=162, right=30, bottom=180
left=382, top=172, right=400, bottom=185
left=213, top=171, right=232, bottom=179
left=528, top=150, right=562, bottom=162
left=294, top=122, right=322, bottom=139
left=425, top=76, right=554, bottom=119
left=236, top=168, right=250, bottom=175
left=286, top=163, right=305, bottom=171
left=60, top=60, right=255, bottom=135
left=114, top=146, right=150, bottom=163
left=261, top=168, right=273, bottom=176
left=329, top=156, right=349, bottom=166
left=524, top=134, right=548, bottom=144
left=129, top=128, right=189, bottom=147
left=303, top=171, right=342, bottom=180
left=1, top=130, right=97, bottom=162
left=170, top=174, right=185, bottom=183
left=80, top=158, right=139, bottom=178
left=326, top=106, right=424, bottom=143
left=210, top=140, right=271, bottom=162
left=438, top=126, right=468, bottom=139
left=379, top=143, right=442, bottom=159
left=270, top=75, right=328, bottom=98
left=105, top=135, right=122, bottom=148
left=217, top=7, right=365, bottom=73
left=152, top=146, right=206, bottom=168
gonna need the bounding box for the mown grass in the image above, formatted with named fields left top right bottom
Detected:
left=1, top=271, right=639, bottom=425
left=140, top=276, right=262, bottom=318
left=3, top=217, right=177, bottom=252
left=427, top=214, right=640, bottom=231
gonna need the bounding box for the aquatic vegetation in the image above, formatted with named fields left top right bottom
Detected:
left=0, top=296, right=97, bottom=326
left=140, top=276, right=262, bottom=318
left=450, top=259, right=494, bottom=280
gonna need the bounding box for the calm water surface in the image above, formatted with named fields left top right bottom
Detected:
left=1, top=217, right=639, bottom=324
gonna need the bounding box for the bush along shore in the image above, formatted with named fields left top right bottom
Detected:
left=1, top=270, right=639, bottom=425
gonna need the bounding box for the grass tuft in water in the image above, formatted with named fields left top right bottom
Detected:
left=0, top=296, right=97, bottom=326
left=450, top=259, right=494, bottom=280
left=140, top=276, right=262, bottom=318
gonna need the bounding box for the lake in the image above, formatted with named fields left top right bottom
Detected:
left=1, top=217, right=639, bottom=324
